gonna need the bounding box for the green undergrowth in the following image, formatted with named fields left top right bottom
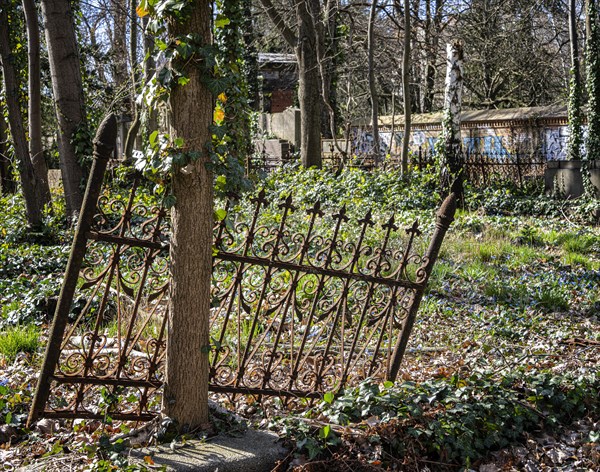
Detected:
left=0, top=324, right=41, bottom=363
left=274, top=372, right=600, bottom=467
left=0, top=166, right=598, bottom=469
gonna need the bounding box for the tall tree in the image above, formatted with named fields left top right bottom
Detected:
left=0, top=105, right=17, bottom=195
left=23, top=0, right=51, bottom=205
left=567, top=0, right=584, bottom=160
left=456, top=0, right=565, bottom=108
left=162, top=0, right=213, bottom=428
left=367, top=0, right=381, bottom=163
left=439, top=41, right=464, bottom=202
left=41, top=0, right=86, bottom=219
left=0, top=2, right=45, bottom=227
left=422, top=0, right=444, bottom=112
left=401, top=0, right=411, bottom=174
left=258, top=0, right=323, bottom=168
left=586, top=0, right=600, bottom=160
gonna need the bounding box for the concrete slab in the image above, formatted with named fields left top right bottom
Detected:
left=132, top=429, right=289, bottom=472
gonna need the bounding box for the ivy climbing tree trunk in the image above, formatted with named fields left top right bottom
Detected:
left=0, top=98, right=17, bottom=195
left=0, top=5, right=45, bottom=227
left=586, top=0, right=600, bottom=160
left=41, top=0, right=86, bottom=219
left=23, top=0, right=51, bottom=206
left=439, top=41, right=464, bottom=202
left=163, top=0, right=213, bottom=429
left=401, top=0, right=411, bottom=174
left=567, top=0, right=584, bottom=161
left=367, top=0, right=380, bottom=163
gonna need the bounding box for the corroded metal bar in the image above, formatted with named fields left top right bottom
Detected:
left=209, top=384, right=321, bottom=399
left=86, top=231, right=169, bottom=250
left=216, top=252, right=422, bottom=290
left=387, top=193, right=457, bottom=382
left=27, top=114, right=117, bottom=427
left=48, top=376, right=162, bottom=388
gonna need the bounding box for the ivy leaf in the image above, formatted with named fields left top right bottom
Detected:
left=174, top=137, right=185, bottom=148
left=215, top=175, right=227, bottom=190
left=149, top=130, right=159, bottom=147
left=318, top=424, right=331, bottom=439
left=155, top=39, right=168, bottom=51
left=158, top=66, right=173, bottom=86
left=163, top=195, right=177, bottom=208
left=215, top=14, right=231, bottom=29
left=214, top=208, right=227, bottom=222
left=213, top=108, right=225, bottom=124
left=136, top=0, right=149, bottom=17
left=323, top=392, right=334, bottom=404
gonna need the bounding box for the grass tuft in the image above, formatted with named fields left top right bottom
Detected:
left=0, top=324, right=41, bottom=363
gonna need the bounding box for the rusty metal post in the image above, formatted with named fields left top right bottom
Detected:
left=387, top=193, right=457, bottom=382
left=27, top=114, right=117, bottom=427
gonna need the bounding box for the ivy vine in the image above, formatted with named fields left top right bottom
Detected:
left=566, top=67, right=584, bottom=161
left=134, top=0, right=252, bottom=201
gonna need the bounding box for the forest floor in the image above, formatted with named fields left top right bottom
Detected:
left=0, top=168, right=599, bottom=471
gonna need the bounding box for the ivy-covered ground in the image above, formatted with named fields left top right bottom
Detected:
left=0, top=167, right=599, bottom=471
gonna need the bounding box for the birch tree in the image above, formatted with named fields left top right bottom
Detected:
left=439, top=40, right=464, bottom=201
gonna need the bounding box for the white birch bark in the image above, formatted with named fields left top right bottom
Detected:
left=440, top=40, right=464, bottom=198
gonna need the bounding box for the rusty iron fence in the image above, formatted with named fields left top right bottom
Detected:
left=29, top=116, right=456, bottom=424
left=251, top=146, right=547, bottom=189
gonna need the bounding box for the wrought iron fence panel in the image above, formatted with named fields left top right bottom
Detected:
left=251, top=147, right=547, bottom=190
left=30, top=116, right=455, bottom=423
left=209, top=191, right=431, bottom=399
left=42, top=179, right=170, bottom=421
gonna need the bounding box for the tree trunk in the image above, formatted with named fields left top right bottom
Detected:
left=242, top=0, right=259, bottom=109
left=567, top=0, right=584, bottom=161
left=440, top=41, right=464, bottom=201
left=0, top=9, right=45, bottom=227
left=297, top=0, right=323, bottom=168
left=259, top=0, right=322, bottom=167
left=143, top=16, right=158, bottom=139
left=41, top=0, right=86, bottom=219
left=23, top=0, right=51, bottom=206
left=367, top=0, right=380, bottom=163
left=317, top=0, right=337, bottom=140
left=163, top=0, right=213, bottom=429
left=315, top=0, right=342, bottom=152
left=423, top=0, right=442, bottom=112
left=0, top=110, right=17, bottom=195
left=401, top=0, right=411, bottom=174
left=110, top=0, right=129, bottom=100
left=586, top=0, right=600, bottom=160
left=123, top=0, right=140, bottom=162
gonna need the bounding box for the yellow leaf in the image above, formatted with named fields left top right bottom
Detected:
left=143, top=455, right=155, bottom=465
left=217, top=92, right=227, bottom=103
left=213, top=108, right=225, bottom=123
left=136, top=5, right=149, bottom=17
